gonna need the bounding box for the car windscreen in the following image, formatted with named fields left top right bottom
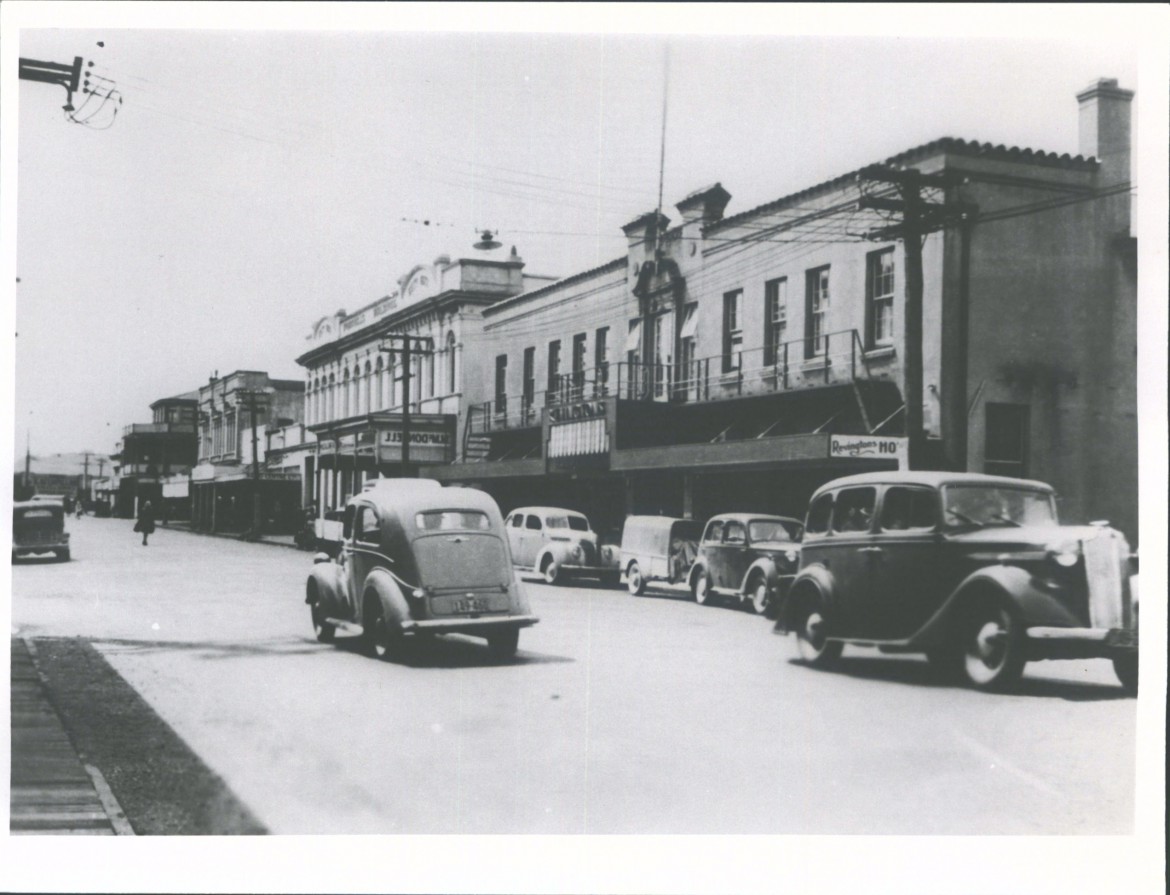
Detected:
left=547, top=515, right=590, bottom=531
left=749, top=519, right=798, bottom=542
left=942, top=485, right=1057, bottom=529
left=415, top=510, right=492, bottom=531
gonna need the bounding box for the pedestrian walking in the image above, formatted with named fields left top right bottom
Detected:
left=134, top=500, right=157, bottom=546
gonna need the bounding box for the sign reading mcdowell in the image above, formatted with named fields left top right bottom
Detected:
left=829, top=435, right=907, bottom=469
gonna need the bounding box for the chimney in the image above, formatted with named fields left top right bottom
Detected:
left=1076, top=78, right=1134, bottom=187
left=675, top=183, right=731, bottom=225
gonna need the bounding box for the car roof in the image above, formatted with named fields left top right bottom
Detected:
left=509, top=506, right=589, bottom=518
left=624, top=515, right=696, bottom=529
left=810, top=471, right=1055, bottom=494
left=706, top=513, right=803, bottom=525
left=355, top=479, right=500, bottom=516
left=14, top=500, right=62, bottom=510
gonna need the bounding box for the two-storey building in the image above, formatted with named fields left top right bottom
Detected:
left=432, top=78, right=1138, bottom=543
left=295, top=247, right=555, bottom=515
left=190, top=371, right=305, bottom=534
left=110, top=391, right=199, bottom=518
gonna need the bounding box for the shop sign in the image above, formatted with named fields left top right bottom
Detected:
left=548, top=400, right=606, bottom=424
left=829, top=435, right=907, bottom=469
left=338, top=434, right=357, bottom=454
left=376, top=426, right=452, bottom=463
left=318, top=438, right=337, bottom=453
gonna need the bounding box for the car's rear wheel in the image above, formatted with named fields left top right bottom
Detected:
left=692, top=570, right=711, bottom=605
left=1112, top=654, right=1138, bottom=696
left=309, top=591, right=335, bottom=644
left=627, top=562, right=645, bottom=596
left=541, top=557, right=561, bottom=585
left=748, top=578, right=769, bottom=615
left=794, top=601, right=843, bottom=667
left=362, top=597, right=401, bottom=661
left=55, top=548, right=70, bottom=562
left=487, top=629, right=520, bottom=659
left=960, top=602, right=1025, bottom=691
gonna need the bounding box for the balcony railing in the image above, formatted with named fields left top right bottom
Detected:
left=611, top=328, right=873, bottom=403
left=466, top=329, right=878, bottom=437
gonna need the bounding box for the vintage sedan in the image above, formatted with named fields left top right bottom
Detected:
left=687, top=513, right=803, bottom=614
left=305, top=479, right=539, bottom=660
left=620, top=515, right=703, bottom=596
left=774, top=472, right=1139, bottom=693
left=13, top=500, right=71, bottom=561
left=503, top=506, right=620, bottom=585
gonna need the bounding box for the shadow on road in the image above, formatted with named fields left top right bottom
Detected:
left=786, top=654, right=1131, bottom=702
left=325, top=630, right=575, bottom=669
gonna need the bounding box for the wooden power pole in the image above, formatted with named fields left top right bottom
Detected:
left=858, top=166, right=973, bottom=470
left=379, top=334, right=435, bottom=474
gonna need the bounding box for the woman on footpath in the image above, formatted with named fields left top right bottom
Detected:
left=134, top=500, right=156, bottom=546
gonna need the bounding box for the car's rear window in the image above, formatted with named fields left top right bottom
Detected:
left=415, top=511, right=491, bottom=531
left=749, top=519, right=798, bottom=543
left=16, top=509, right=55, bottom=519
left=548, top=515, right=590, bottom=531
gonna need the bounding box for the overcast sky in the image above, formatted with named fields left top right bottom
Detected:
left=2, top=4, right=1160, bottom=460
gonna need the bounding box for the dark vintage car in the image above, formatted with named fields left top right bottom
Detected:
left=305, top=479, right=539, bottom=660
left=504, top=506, right=620, bottom=585
left=688, top=513, right=803, bottom=614
left=620, top=515, right=703, bottom=596
left=774, top=472, right=1139, bottom=693
left=12, top=500, right=71, bottom=561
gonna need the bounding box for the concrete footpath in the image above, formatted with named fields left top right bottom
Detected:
left=161, top=520, right=300, bottom=549
left=10, top=637, right=133, bottom=835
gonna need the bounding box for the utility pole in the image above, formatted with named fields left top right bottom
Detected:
left=379, top=334, right=435, bottom=474
left=233, top=388, right=271, bottom=540
left=858, top=166, right=973, bottom=470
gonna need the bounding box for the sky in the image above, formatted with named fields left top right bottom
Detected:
left=1, top=4, right=1160, bottom=464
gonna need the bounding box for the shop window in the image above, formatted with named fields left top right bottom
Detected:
left=866, top=248, right=896, bottom=349
left=594, top=327, right=609, bottom=393
left=494, top=354, right=508, bottom=415
left=446, top=331, right=457, bottom=393
left=984, top=403, right=1029, bottom=477
left=522, top=347, right=536, bottom=419
left=722, top=289, right=743, bottom=372
left=547, top=340, right=561, bottom=393
left=805, top=266, right=830, bottom=358
left=572, top=332, right=587, bottom=396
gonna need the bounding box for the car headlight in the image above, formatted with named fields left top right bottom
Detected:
left=1045, top=538, right=1081, bottom=568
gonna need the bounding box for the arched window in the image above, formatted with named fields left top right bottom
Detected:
left=343, top=368, right=352, bottom=417
left=446, top=331, right=457, bottom=394
left=362, top=360, right=372, bottom=414
left=327, top=373, right=335, bottom=422
left=374, top=357, right=384, bottom=409
left=390, top=355, right=402, bottom=408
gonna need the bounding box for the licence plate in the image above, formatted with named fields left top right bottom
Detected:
left=432, top=593, right=509, bottom=615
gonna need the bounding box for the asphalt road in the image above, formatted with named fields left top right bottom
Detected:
left=11, top=515, right=1136, bottom=835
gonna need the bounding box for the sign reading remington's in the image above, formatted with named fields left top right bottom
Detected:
left=547, top=399, right=612, bottom=462
left=828, top=434, right=907, bottom=469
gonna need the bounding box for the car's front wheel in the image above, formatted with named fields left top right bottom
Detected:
left=960, top=602, right=1025, bottom=691
left=541, top=557, right=561, bottom=585
left=692, top=570, right=711, bottom=605
left=1112, top=653, right=1137, bottom=696
left=627, top=562, right=645, bottom=596
left=748, top=578, right=769, bottom=615
left=794, top=600, right=843, bottom=667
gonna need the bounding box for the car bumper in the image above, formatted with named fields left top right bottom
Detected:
left=402, top=615, right=541, bottom=635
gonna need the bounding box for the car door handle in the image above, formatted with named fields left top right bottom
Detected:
left=858, top=546, right=883, bottom=554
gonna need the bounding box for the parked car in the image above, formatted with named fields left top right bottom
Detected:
left=305, top=479, right=539, bottom=660
left=620, top=515, right=703, bottom=595
left=12, top=500, right=71, bottom=561
left=687, top=513, right=803, bottom=614
left=504, top=506, right=621, bottom=585
left=773, top=472, right=1139, bottom=693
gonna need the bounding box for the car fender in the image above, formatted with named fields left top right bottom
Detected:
left=687, top=561, right=709, bottom=590
left=536, top=543, right=572, bottom=571
left=360, top=567, right=412, bottom=631
left=740, top=558, right=780, bottom=595
left=775, top=565, right=835, bottom=634
left=305, top=561, right=347, bottom=615
left=913, top=564, right=1083, bottom=645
